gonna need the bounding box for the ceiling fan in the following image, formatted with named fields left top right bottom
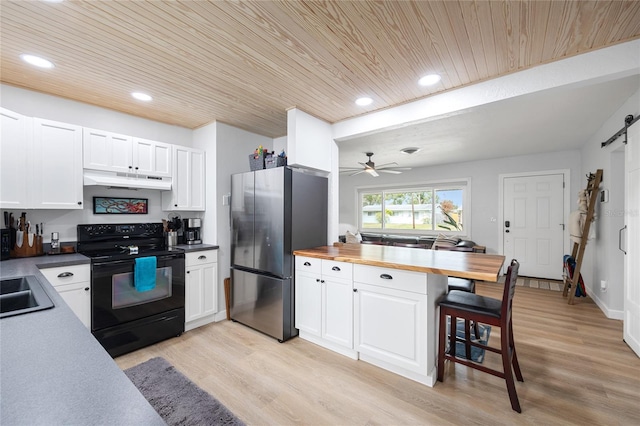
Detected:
left=340, top=152, right=411, bottom=177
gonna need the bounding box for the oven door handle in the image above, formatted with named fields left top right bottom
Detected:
left=93, top=254, right=181, bottom=267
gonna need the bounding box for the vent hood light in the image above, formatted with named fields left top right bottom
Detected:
left=418, top=74, right=441, bottom=86
left=20, top=54, right=54, bottom=69
left=131, top=92, right=153, bottom=101
left=355, top=97, right=373, bottom=106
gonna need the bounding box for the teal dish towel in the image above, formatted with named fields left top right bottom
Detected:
left=134, top=256, right=157, bottom=292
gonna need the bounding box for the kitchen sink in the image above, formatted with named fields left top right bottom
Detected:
left=0, top=276, right=54, bottom=318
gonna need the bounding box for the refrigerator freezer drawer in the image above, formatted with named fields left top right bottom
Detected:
left=230, top=268, right=297, bottom=342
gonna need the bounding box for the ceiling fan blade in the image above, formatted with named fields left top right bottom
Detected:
left=378, top=169, right=403, bottom=174
left=349, top=170, right=366, bottom=176
left=379, top=167, right=412, bottom=171
left=366, top=169, right=379, bottom=177
left=375, top=162, right=398, bottom=168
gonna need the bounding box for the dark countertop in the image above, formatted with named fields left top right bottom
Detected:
left=0, top=255, right=164, bottom=426
left=176, top=243, right=219, bottom=252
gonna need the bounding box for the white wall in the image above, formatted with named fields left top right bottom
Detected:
left=580, top=88, right=640, bottom=319
left=212, top=122, right=272, bottom=310
left=339, top=149, right=582, bottom=255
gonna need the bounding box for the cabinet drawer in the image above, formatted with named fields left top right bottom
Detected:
left=295, top=256, right=321, bottom=275
left=39, top=264, right=90, bottom=287
left=321, top=260, right=353, bottom=280
left=185, top=250, right=217, bottom=266
left=353, top=264, right=427, bottom=294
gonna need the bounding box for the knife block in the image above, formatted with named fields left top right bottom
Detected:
left=11, top=233, right=43, bottom=258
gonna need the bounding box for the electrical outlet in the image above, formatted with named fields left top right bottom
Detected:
left=600, top=280, right=607, bottom=291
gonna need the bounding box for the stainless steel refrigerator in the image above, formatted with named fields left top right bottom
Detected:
left=230, top=166, right=328, bottom=341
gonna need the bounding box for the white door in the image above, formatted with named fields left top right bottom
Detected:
left=503, top=173, right=565, bottom=279
left=624, top=121, right=640, bottom=357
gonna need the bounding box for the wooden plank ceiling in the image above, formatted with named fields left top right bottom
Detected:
left=1, top=0, right=639, bottom=138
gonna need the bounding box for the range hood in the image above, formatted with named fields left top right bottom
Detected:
left=83, top=170, right=172, bottom=191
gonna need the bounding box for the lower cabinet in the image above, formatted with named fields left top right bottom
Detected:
left=185, top=250, right=218, bottom=331
left=295, top=256, right=355, bottom=357
left=39, top=264, right=91, bottom=329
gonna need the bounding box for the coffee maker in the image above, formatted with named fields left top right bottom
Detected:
left=183, top=218, right=202, bottom=245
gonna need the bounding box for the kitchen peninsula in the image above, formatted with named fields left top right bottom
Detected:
left=293, top=244, right=505, bottom=387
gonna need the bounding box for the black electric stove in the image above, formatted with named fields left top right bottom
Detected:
left=77, top=223, right=183, bottom=261
left=77, top=223, right=185, bottom=357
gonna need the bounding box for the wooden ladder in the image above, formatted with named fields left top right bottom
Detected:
left=563, top=169, right=603, bottom=304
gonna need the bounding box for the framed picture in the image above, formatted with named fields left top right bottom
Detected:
left=93, top=197, right=148, bottom=214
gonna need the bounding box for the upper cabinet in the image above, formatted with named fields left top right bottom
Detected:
left=286, top=108, right=332, bottom=172
left=32, top=118, right=83, bottom=209
left=0, top=109, right=83, bottom=209
left=83, top=128, right=171, bottom=178
left=162, top=146, right=205, bottom=211
left=1, top=108, right=30, bottom=208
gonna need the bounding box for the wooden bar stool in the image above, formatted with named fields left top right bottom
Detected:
left=437, top=259, right=524, bottom=413
left=447, top=277, right=479, bottom=339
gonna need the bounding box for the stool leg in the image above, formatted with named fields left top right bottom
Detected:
left=509, top=317, right=524, bottom=382
left=501, top=323, right=522, bottom=413
left=473, top=321, right=480, bottom=340
left=449, top=315, right=457, bottom=358
left=464, top=318, right=472, bottom=359
left=437, top=308, right=447, bottom=382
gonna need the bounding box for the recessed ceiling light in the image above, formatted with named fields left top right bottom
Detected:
left=131, top=92, right=153, bottom=101
left=400, top=147, right=421, bottom=155
left=418, top=74, right=441, bottom=86
left=355, top=97, right=373, bottom=106
left=20, top=54, right=54, bottom=69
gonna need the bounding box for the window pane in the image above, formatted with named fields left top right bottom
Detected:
left=383, top=191, right=433, bottom=231
left=361, top=193, right=382, bottom=229
left=413, top=191, right=433, bottom=230
left=435, top=188, right=464, bottom=231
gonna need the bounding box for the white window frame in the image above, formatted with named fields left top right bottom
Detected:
left=356, top=178, right=471, bottom=237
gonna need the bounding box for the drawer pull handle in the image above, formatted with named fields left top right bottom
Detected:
left=304, top=262, right=311, bottom=266
left=57, top=272, right=74, bottom=278
left=380, top=274, right=393, bottom=280
left=331, top=266, right=341, bottom=271
left=84, top=287, right=90, bottom=291
left=198, top=255, right=207, bottom=260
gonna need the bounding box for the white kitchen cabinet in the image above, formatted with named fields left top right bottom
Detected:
left=162, top=146, right=205, bottom=211
left=83, top=128, right=132, bottom=174
left=32, top=118, right=84, bottom=209
left=185, top=250, right=218, bottom=330
left=295, top=256, right=355, bottom=357
left=1, top=110, right=83, bottom=210
left=83, top=129, right=172, bottom=178
left=0, top=108, right=30, bottom=208
left=39, top=264, right=91, bottom=329
left=353, top=264, right=447, bottom=386
left=286, top=108, right=332, bottom=172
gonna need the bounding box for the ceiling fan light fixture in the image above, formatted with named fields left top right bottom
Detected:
left=20, top=54, right=54, bottom=69
left=418, top=74, right=441, bottom=86
left=400, top=147, right=421, bottom=155
left=355, top=97, right=373, bottom=106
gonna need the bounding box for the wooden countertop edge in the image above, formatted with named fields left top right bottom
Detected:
left=293, top=248, right=504, bottom=282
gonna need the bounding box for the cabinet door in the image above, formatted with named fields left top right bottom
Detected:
left=186, top=262, right=218, bottom=322
left=32, top=118, right=84, bottom=209
left=322, top=277, right=353, bottom=348
left=163, top=146, right=205, bottom=211
left=354, top=282, right=427, bottom=374
left=133, top=138, right=172, bottom=177
left=295, top=272, right=322, bottom=336
left=0, top=108, right=30, bottom=208
left=83, top=128, right=132, bottom=173
left=55, top=282, right=91, bottom=329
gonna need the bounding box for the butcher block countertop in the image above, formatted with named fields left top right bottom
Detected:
left=294, top=244, right=505, bottom=282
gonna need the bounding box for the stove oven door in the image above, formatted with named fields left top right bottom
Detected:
left=91, top=254, right=185, bottom=331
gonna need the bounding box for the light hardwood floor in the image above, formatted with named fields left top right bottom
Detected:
left=115, top=283, right=640, bottom=425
